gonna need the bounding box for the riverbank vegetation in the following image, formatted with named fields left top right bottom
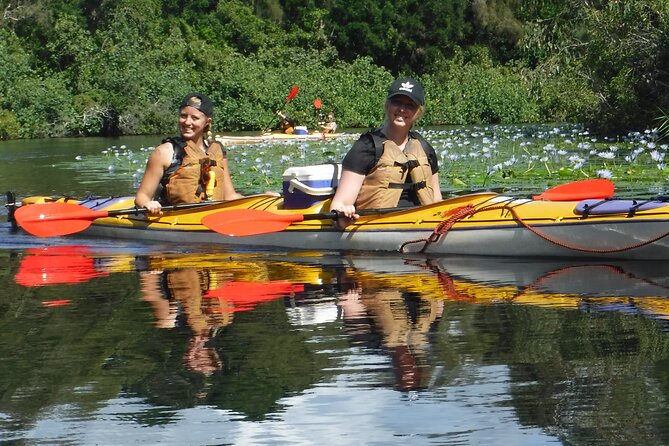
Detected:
left=1, top=0, right=668, bottom=140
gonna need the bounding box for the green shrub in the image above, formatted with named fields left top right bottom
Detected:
left=0, top=109, right=20, bottom=140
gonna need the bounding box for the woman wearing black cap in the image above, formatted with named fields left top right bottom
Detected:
left=328, top=77, right=442, bottom=227
left=135, top=92, right=243, bottom=215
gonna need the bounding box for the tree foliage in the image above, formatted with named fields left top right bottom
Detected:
left=0, top=0, right=668, bottom=139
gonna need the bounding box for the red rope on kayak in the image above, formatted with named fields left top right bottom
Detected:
left=505, top=205, right=669, bottom=254
left=400, top=205, right=478, bottom=253
left=400, top=200, right=669, bottom=254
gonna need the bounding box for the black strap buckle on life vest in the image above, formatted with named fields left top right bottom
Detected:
left=394, top=159, right=419, bottom=175
left=389, top=180, right=427, bottom=191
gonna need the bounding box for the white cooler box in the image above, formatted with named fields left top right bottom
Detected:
left=282, top=164, right=342, bottom=209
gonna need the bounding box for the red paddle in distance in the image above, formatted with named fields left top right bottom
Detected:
left=261, top=85, right=299, bottom=133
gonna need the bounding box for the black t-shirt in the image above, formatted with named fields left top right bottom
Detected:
left=342, top=130, right=439, bottom=175
left=341, top=129, right=439, bottom=205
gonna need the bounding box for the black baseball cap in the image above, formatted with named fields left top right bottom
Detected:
left=387, top=77, right=425, bottom=106
left=180, top=92, right=214, bottom=117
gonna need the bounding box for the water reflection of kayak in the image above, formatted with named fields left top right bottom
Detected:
left=14, top=246, right=669, bottom=321
left=278, top=253, right=669, bottom=320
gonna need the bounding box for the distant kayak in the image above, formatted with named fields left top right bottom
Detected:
left=216, top=132, right=358, bottom=145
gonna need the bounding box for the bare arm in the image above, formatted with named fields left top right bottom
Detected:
left=134, top=143, right=173, bottom=214
left=329, top=170, right=365, bottom=228
left=218, top=157, right=244, bottom=200
left=431, top=173, right=443, bottom=201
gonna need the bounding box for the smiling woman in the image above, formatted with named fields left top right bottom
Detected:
left=328, top=77, right=443, bottom=228
left=134, top=92, right=244, bottom=215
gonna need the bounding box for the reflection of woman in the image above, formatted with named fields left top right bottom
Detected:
left=338, top=280, right=444, bottom=391
left=140, top=268, right=233, bottom=375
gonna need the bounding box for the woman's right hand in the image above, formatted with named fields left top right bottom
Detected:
left=143, top=200, right=163, bottom=216
left=330, top=202, right=359, bottom=229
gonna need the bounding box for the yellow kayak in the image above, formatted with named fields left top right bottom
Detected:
left=12, top=191, right=669, bottom=259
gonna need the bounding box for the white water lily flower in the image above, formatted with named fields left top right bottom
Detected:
left=597, top=152, right=615, bottom=159
left=597, top=169, right=613, bottom=179
left=650, top=150, right=665, bottom=162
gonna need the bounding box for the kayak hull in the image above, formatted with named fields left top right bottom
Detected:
left=17, top=193, right=669, bottom=259
left=81, top=218, right=669, bottom=259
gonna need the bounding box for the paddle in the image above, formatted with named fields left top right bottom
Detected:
left=201, top=208, right=398, bottom=237
left=532, top=178, right=614, bottom=201
left=14, top=200, right=230, bottom=238
left=203, top=208, right=336, bottom=236
left=262, top=85, right=299, bottom=134
left=202, top=179, right=617, bottom=237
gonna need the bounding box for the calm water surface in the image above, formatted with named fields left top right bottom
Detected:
left=1, top=135, right=669, bottom=445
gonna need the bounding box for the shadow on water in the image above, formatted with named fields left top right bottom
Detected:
left=2, top=241, right=669, bottom=444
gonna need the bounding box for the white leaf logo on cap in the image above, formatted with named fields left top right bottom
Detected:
left=399, top=81, right=414, bottom=93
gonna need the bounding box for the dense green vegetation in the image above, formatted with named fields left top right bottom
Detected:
left=1, top=0, right=668, bottom=140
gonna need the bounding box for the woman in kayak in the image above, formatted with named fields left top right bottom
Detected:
left=328, top=77, right=442, bottom=228
left=135, top=92, right=243, bottom=215
left=319, top=111, right=338, bottom=134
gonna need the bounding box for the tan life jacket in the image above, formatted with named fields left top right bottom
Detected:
left=356, top=138, right=435, bottom=209
left=164, top=140, right=228, bottom=204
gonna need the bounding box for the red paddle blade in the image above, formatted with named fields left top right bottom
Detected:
left=201, top=209, right=305, bottom=236
left=286, top=85, right=299, bottom=102
left=533, top=179, right=614, bottom=201
left=204, top=281, right=304, bottom=312
left=15, top=246, right=109, bottom=287
left=15, top=202, right=108, bottom=237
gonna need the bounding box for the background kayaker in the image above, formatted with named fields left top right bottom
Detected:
left=134, top=92, right=243, bottom=215
left=274, top=110, right=296, bottom=134
left=319, top=112, right=338, bottom=134
left=328, top=77, right=443, bottom=228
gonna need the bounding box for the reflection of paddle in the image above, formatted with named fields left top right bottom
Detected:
left=261, top=85, right=299, bottom=134
left=15, top=246, right=109, bottom=287
left=15, top=200, right=227, bottom=237
left=204, top=281, right=304, bottom=312
left=533, top=178, right=614, bottom=201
